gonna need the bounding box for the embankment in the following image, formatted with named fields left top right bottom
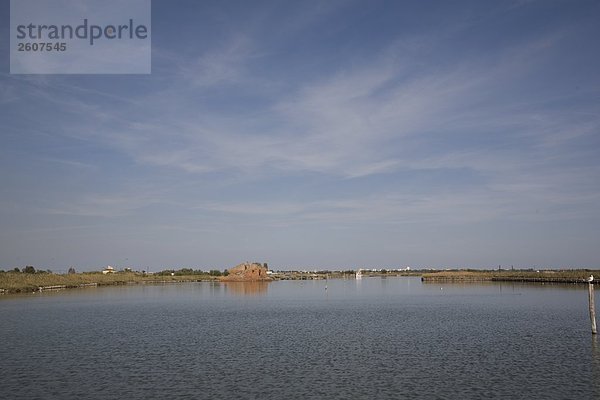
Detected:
left=421, top=270, right=598, bottom=284
left=0, top=272, right=219, bottom=294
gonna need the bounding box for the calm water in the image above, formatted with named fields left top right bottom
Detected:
left=1, top=277, right=599, bottom=399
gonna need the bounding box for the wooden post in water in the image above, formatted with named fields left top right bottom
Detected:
left=589, top=276, right=597, bottom=335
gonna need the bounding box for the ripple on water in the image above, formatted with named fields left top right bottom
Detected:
left=0, top=279, right=597, bottom=399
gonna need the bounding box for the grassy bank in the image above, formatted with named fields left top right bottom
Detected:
left=4, top=269, right=598, bottom=294
left=0, top=271, right=219, bottom=294
left=421, top=270, right=600, bottom=284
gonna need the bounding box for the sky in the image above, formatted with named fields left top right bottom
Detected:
left=1, top=0, right=599, bottom=271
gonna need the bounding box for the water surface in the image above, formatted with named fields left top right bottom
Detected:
left=1, top=277, right=599, bottom=399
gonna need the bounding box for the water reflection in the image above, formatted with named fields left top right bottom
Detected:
left=592, top=335, right=600, bottom=398
left=421, top=280, right=587, bottom=291
left=223, top=281, right=270, bottom=296
left=0, top=277, right=596, bottom=399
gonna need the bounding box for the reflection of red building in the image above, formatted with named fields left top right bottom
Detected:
left=221, top=262, right=272, bottom=281
left=224, top=281, right=269, bottom=295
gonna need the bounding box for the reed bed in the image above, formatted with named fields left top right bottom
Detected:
left=0, top=272, right=218, bottom=293
left=421, top=269, right=600, bottom=283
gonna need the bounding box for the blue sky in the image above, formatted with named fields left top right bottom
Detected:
left=1, top=0, right=599, bottom=271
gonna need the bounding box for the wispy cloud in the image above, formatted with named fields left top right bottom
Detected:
left=43, top=192, right=164, bottom=218
left=181, top=35, right=256, bottom=87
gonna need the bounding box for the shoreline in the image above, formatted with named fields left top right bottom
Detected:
left=2, top=269, right=599, bottom=295
left=0, top=272, right=221, bottom=295
left=421, top=270, right=598, bottom=285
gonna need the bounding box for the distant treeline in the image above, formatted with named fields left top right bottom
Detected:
left=0, top=266, right=229, bottom=276
left=0, top=266, right=53, bottom=274
left=155, top=268, right=229, bottom=277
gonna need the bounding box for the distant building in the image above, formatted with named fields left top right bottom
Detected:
left=102, top=266, right=115, bottom=274
left=221, top=262, right=272, bottom=282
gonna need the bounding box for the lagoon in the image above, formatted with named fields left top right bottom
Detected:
left=1, top=277, right=599, bottom=399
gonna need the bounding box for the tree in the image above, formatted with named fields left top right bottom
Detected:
left=68, top=267, right=76, bottom=274
left=178, top=268, right=194, bottom=275
left=13, top=267, right=20, bottom=273
left=23, top=266, right=36, bottom=274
